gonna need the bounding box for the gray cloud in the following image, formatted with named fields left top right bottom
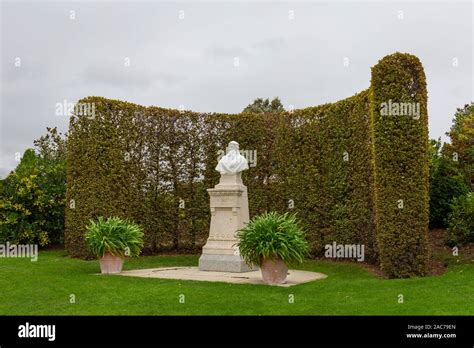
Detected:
left=251, top=37, right=286, bottom=51
left=81, top=65, right=184, bottom=89
left=205, top=45, right=246, bottom=59
left=0, top=1, right=472, bottom=178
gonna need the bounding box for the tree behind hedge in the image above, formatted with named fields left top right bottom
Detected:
left=0, top=128, right=67, bottom=246
left=242, top=97, right=285, bottom=113
left=443, top=102, right=474, bottom=191
left=429, top=139, right=469, bottom=229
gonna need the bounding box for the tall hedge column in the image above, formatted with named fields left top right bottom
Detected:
left=370, top=53, right=430, bottom=277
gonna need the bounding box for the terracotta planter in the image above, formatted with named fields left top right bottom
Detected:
left=260, top=258, right=288, bottom=284
left=99, top=253, right=124, bottom=274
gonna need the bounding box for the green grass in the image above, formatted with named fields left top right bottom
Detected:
left=0, top=250, right=473, bottom=315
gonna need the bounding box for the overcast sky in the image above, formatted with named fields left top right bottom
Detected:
left=1, top=0, right=472, bottom=178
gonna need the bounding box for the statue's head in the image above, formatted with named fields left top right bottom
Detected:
left=227, top=141, right=239, bottom=152
left=215, top=140, right=248, bottom=175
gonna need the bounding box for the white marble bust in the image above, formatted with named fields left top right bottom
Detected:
left=215, top=141, right=249, bottom=175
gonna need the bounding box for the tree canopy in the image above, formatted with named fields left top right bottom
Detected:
left=242, top=97, right=285, bottom=113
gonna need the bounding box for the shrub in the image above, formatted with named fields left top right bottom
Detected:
left=85, top=217, right=144, bottom=258
left=237, top=212, right=309, bottom=267
left=446, top=193, right=474, bottom=247
left=429, top=154, right=469, bottom=229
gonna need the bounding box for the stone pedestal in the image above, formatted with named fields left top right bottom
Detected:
left=199, top=173, right=255, bottom=272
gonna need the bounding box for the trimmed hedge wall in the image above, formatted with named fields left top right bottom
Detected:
left=65, top=52, right=430, bottom=277
left=370, top=53, right=430, bottom=277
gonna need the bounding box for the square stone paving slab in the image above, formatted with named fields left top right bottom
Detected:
left=117, top=267, right=327, bottom=287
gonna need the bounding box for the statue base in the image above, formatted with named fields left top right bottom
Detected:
left=199, top=172, right=257, bottom=273
left=199, top=254, right=253, bottom=273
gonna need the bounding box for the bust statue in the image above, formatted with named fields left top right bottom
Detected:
left=215, top=141, right=249, bottom=175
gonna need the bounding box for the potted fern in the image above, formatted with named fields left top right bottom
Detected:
left=237, top=212, right=309, bottom=284
left=85, top=216, right=144, bottom=274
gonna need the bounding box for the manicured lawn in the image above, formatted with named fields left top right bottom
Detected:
left=0, top=250, right=472, bottom=315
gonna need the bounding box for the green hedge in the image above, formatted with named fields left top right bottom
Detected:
left=65, top=53, right=430, bottom=277
left=370, top=53, right=430, bottom=277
